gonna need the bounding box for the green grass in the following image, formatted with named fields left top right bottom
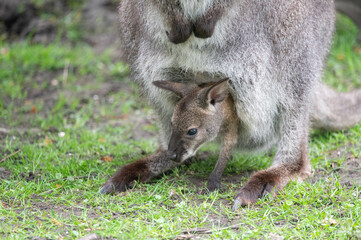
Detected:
left=324, top=15, right=361, bottom=90
left=1, top=14, right=361, bottom=239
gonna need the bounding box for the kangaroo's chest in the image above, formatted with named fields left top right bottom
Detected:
left=178, top=0, right=215, bottom=20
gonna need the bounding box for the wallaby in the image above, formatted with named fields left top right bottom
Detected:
left=100, top=0, right=361, bottom=210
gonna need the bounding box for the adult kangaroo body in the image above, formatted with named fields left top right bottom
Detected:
left=101, top=0, right=361, bottom=209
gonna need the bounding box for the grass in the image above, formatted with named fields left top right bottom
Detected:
left=1, top=14, right=361, bottom=239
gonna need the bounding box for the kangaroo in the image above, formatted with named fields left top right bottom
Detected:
left=100, top=0, right=361, bottom=210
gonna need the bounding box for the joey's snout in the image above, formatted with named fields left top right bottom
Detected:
left=167, top=133, right=185, bottom=162
left=167, top=151, right=179, bottom=162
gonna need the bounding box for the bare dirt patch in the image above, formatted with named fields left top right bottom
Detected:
left=339, top=153, right=361, bottom=186
left=0, top=167, right=11, bottom=180
left=0, top=0, right=121, bottom=50
left=27, top=196, right=100, bottom=219
left=311, top=147, right=361, bottom=186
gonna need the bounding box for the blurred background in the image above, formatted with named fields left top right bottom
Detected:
left=0, top=0, right=121, bottom=52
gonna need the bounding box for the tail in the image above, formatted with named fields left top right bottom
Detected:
left=311, top=82, right=361, bottom=131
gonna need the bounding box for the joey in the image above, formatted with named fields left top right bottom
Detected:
left=153, top=79, right=237, bottom=191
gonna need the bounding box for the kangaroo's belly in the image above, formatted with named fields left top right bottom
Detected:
left=162, top=48, right=282, bottom=153
left=135, top=0, right=307, bottom=151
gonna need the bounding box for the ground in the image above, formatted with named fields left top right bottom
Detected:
left=0, top=1, right=361, bottom=239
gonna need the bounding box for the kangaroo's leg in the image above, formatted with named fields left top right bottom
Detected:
left=232, top=113, right=312, bottom=210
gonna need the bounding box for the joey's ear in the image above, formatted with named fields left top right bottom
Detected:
left=205, top=78, right=229, bottom=105
left=153, top=81, right=195, bottom=98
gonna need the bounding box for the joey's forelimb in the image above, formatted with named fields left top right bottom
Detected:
left=100, top=150, right=178, bottom=194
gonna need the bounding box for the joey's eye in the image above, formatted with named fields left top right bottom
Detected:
left=187, top=128, right=198, bottom=136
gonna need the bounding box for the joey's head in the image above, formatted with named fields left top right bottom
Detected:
left=153, top=79, right=229, bottom=162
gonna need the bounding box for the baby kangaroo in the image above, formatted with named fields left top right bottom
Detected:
left=153, top=79, right=238, bottom=192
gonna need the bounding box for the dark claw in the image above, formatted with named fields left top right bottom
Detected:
left=99, top=183, right=115, bottom=194
left=231, top=198, right=241, bottom=212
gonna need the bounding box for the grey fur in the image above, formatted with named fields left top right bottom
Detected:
left=118, top=0, right=335, bottom=150
left=100, top=0, right=361, bottom=208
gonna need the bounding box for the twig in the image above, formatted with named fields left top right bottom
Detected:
left=63, top=59, right=70, bottom=84
left=0, top=149, right=21, bottom=163
left=48, top=173, right=97, bottom=183
left=49, top=173, right=96, bottom=182
left=39, top=185, right=62, bottom=195
left=0, top=128, right=10, bottom=134
left=181, top=224, right=241, bottom=235
left=77, top=233, right=100, bottom=240
left=0, top=127, right=42, bottom=134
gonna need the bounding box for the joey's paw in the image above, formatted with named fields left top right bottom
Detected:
left=99, top=160, right=152, bottom=194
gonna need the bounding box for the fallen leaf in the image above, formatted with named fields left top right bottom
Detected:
left=353, top=46, right=361, bottom=54
left=1, top=48, right=9, bottom=55
left=175, top=234, right=193, bottom=240
left=51, top=79, right=59, bottom=86
left=43, top=137, right=53, bottom=146
left=169, top=189, right=176, bottom=197
left=51, top=218, right=62, bottom=226
left=330, top=162, right=338, bottom=168
left=116, top=192, right=128, bottom=197
left=101, top=156, right=113, bottom=162
left=336, top=54, right=345, bottom=60
left=322, top=218, right=338, bottom=225
left=30, top=106, right=38, bottom=114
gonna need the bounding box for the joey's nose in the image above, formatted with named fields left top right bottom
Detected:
left=170, top=153, right=177, bottom=160
left=168, top=152, right=178, bottom=161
